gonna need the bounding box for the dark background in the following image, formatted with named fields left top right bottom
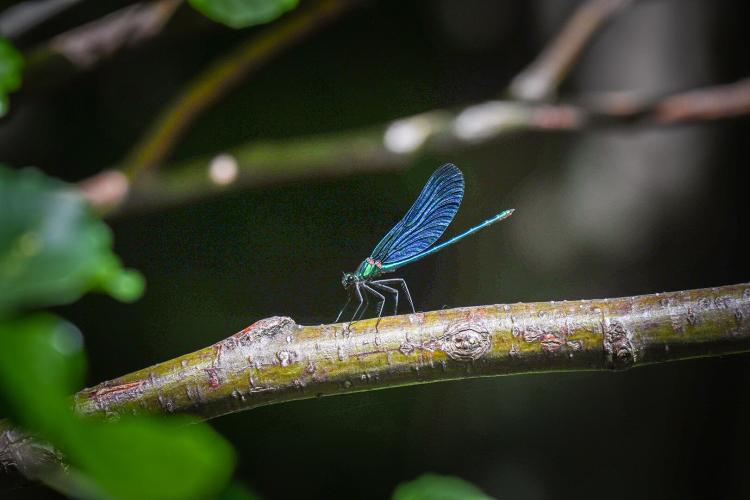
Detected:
left=1, top=0, right=749, bottom=498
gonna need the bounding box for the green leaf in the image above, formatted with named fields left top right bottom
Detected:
left=0, top=167, right=232, bottom=498
left=0, top=166, right=145, bottom=317
left=188, top=0, right=298, bottom=29
left=392, top=474, right=493, bottom=500
left=220, top=481, right=263, bottom=500
left=0, top=314, right=84, bottom=435
left=66, top=416, right=236, bottom=500
left=0, top=314, right=235, bottom=499
left=0, top=37, right=23, bottom=118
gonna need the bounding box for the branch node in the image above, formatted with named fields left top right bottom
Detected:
left=602, top=318, right=636, bottom=370
left=440, top=320, right=491, bottom=362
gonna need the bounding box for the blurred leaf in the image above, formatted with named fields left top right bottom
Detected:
left=392, top=474, right=492, bottom=500
left=0, top=313, right=235, bottom=499
left=0, top=166, right=232, bottom=498
left=0, top=166, right=144, bottom=317
left=0, top=314, right=84, bottom=435
left=0, top=37, right=23, bottom=117
left=66, top=416, right=236, bottom=500
left=219, top=480, right=263, bottom=499
left=188, top=0, right=298, bottom=29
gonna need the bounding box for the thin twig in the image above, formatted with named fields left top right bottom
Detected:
left=122, top=0, right=354, bottom=179
left=0, top=0, right=84, bottom=39
left=2, top=282, right=749, bottom=476
left=48, top=0, right=182, bottom=68
left=81, top=0, right=631, bottom=214
left=87, top=78, right=750, bottom=215
left=508, top=0, right=633, bottom=101
left=22, top=0, right=182, bottom=82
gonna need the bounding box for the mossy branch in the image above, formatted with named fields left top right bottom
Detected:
left=76, top=282, right=750, bottom=419
left=3, top=282, right=749, bottom=479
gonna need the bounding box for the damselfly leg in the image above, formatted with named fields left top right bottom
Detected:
left=350, top=283, right=367, bottom=321
left=370, top=281, right=399, bottom=315
left=335, top=294, right=351, bottom=323
left=361, top=283, right=386, bottom=318
left=371, top=278, right=415, bottom=314
left=339, top=278, right=417, bottom=322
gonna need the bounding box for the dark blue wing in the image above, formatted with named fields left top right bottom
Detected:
left=370, top=164, right=464, bottom=265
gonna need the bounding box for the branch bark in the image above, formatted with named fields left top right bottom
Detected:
left=3, top=282, right=750, bottom=478
left=77, top=282, right=750, bottom=417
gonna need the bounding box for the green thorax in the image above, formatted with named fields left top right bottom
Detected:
left=356, top=257, right=385, bottom=279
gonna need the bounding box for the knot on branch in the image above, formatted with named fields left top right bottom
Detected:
left=602, top=319, right=635, bottom=370
left=441, top=320, right=491, bottom=362
left=231, top=316, right=296, bottom=345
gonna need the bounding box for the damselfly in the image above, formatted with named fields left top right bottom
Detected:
left=336, top=163, right=514, bottom=322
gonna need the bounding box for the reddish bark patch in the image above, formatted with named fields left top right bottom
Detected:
left=540, top=333, right=563, bottom=353
left=231, top=316, right=294, bottom=342
left=90, top=380, right=145, bottom=401
left=204, top=368, right=221, bottom=390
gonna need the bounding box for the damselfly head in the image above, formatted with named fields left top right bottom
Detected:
left=341, top=272, right=357, bottom=288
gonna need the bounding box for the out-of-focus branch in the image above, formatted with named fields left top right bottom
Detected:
left=81, top=0, right=629, bottom=213
left=652, top=80, right=750, bottom=122
left=0, top=0, right=83, bottom=39
left=121, top=0, right=623, bottom=183
left=2, top=283, right=750, bottom=477
left=49, top=0, right=181, bottom=68
left=82, top=78, right=750, bottom=215
left=122, top=0, right=354, bottom=180
left=23, top=0, right=182, bottom=83
left=0, top=420, right=66, bottom=486
left=509, top=0, right=633, bottom=101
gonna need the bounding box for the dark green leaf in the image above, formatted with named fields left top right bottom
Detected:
left=0, top=314, right=84, bottom=436
left=392, top=474, right=493, bottom=500
left=188, top=0, right=298, bottom=29
left=0, top=313, right=235, bottom=499
left=220, top=481, right=263, bottom=500
left=0, top=37, right=23, bottom=117
left=0, top=166, right=145, bottom=317
left=66, top=416, right=236, bottom=500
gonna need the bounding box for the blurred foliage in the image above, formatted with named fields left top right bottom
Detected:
left=0, top=37, right=22, bottom=118
left=0, top=166, right=144, bottom=317
left=0, top=314, right=85, bottom=436
left=0, top=167, right=238, bottom=499
left=189, top=0, right=299, bottom=29
left=66, top=416, right=235, bottom=500
left=219, top=481, right=263, bottom=499
left=392, top=474, right=492, bottom=500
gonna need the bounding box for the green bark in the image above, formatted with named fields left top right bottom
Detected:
left=74, top=283, right=750, bottom=420
left=3, top=283, right=749, bottom=480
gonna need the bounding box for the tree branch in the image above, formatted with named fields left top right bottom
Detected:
left=81, top=0, right=622, bottom=214
left=0, top=0, right=84, bottom=40
left=509, top=0, right=633, bottom=101
left=21, top=0, right=182, bottom=93
left=71, top=282, right=750, bottom=419
left=86, top=78, right=750, bottom=215
left=0, top=420, right=66, bottom=486
left=3, top=282, right=750, bottom=477
left=122, top=0, right=354, bottom=179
